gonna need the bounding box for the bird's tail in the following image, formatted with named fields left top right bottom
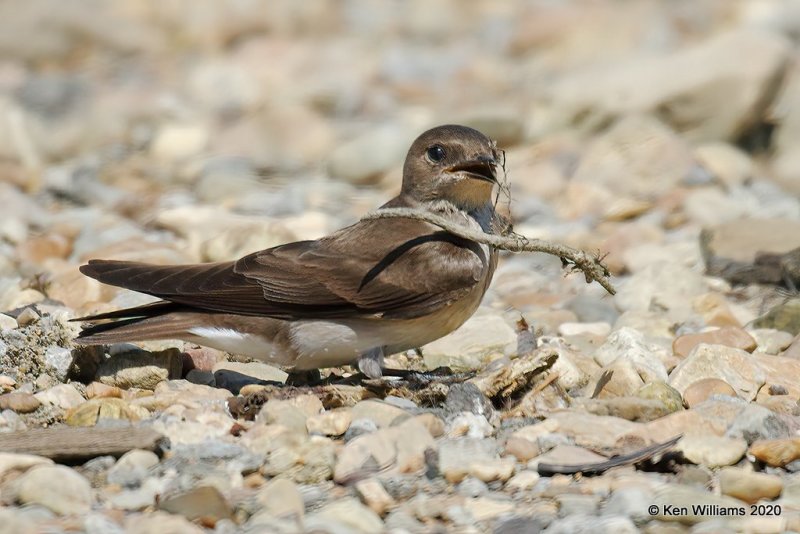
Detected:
left=72, top=301, right=193, bottom=345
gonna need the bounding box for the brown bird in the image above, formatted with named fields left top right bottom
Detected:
left=74, top=124, right=504, bottom=378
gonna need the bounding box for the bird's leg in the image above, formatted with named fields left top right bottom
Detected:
left=358, top=347, right=385, bottom=379
left=285, top=369, right=322, bottom=386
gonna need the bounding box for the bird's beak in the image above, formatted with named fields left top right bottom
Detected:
left=446, top=156, right=497, bottom=184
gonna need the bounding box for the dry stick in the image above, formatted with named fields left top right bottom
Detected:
left=0, top=426, right=166, bottom=463
left=362, top=208, right=616, bottom=295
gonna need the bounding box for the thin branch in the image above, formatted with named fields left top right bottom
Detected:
left=361, top=207, right=615, bottom=295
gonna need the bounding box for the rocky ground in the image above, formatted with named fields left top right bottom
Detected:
left=1, top=1, right=800, bottom=532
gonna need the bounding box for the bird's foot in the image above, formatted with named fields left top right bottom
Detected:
left=357, top=347, right=385, bottom=379
left=285, top=369, right=322, bottom=386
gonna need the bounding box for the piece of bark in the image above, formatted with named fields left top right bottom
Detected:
left=468, top=347, right=558, bottom=402
left=0, top=426, right=166, bottom=463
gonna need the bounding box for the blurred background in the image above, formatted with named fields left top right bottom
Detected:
left=0, top=0, right=799, bottom=337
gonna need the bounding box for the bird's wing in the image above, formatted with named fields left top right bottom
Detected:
left=79, top=216, right=492, bottom=320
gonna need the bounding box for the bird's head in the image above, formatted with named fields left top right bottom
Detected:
left=402, top=124, right=500, bottom=210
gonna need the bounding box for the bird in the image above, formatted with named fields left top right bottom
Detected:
left=74, top=124, right=505, bottom=379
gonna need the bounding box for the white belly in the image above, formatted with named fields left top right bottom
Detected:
left=187, top=327, right=279, bottom=358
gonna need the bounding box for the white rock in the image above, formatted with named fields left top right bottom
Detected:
left=678, top=435, right=748, bottom=468
left=34, top=383, right=84, bottom=409
left=107, top=449, right=160, bottom=486
left=593, top=327, right=668, bottom=382
left=423, top=313, right=516, bottom=371
left=750, top=328, right=795, bottom=355
left=0, top=452, right=52, bottom=478
left=539, top=30, right=791, bottom=142
left=306, top=409, right=352, bottom=436
left=669, top=344, right=766, bottom=401
left=615, top=262, right=708, bottom=322
left=0, top=313, right=17, bottom=330
left=150, top=123, right=209, bottom=162
left=17, top=465, right=92, bottom=515
left=558, top=322, right=611, bottom=337
left=438, top=438, right=497, bottom=484
left=506, top=470, right=541, bottom=491
left=305, top=497, right=384, bottom=534
left=694, top=142, right=753, bottom=187
left=446, top=412, right=494, bottom=439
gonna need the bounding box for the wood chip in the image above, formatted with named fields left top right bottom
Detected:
left=0, top=426, right=166, bottom=463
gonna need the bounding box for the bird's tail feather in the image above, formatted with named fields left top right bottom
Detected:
left=73, top=301, right=194, bottom=345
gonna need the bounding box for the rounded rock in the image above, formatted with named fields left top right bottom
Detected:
left=718, top=467, right=783, bottom=504
left=17, top=465, right=92, bottom=515
left=683, top=377, right=737, bottom=407
left=678, top=435, right=747, bottom=468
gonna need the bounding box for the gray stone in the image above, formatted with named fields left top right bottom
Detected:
left=456, top=476, right=488, bottom=497
left=445, top=382, right=494, bottom=419
left=563, top=295, right=620, bottom=325
left=571, top=114, right=694, bottom=198
left=602, top=486, right=654, bottom=521
left=185, top=369, right=215, bottom=386
left=43, top=345, right=72, bottom=381
left=327, top=125, right=412, bottom=185
left=345, top=418, right=378, bottom=442
left=556, top=494, right=600, bottom=517
left=213, top=361, right=287, bottom=394
left=493, top=516, right=545, bottom=534
left=158, top=486, right=233, bottom=523
left=725, top=403, right=791, bottom=444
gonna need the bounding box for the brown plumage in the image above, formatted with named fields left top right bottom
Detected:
left=74, top=124, right=504, bottom=378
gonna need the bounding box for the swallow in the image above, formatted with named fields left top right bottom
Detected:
left=74, top=124, right=504, bottom=379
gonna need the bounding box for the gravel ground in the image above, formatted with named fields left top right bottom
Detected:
left=1, top=1, right=800, bottom=533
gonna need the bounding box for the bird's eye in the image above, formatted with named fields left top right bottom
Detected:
left=426, top=145, right=446, bottom=163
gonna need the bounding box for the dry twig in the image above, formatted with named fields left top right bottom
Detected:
left=0, top=426, right=166, bottom=463
left=363, top=208, right=615, bottom=295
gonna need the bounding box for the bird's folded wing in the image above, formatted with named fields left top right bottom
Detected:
left=79, top=218, right=490, bottom=320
